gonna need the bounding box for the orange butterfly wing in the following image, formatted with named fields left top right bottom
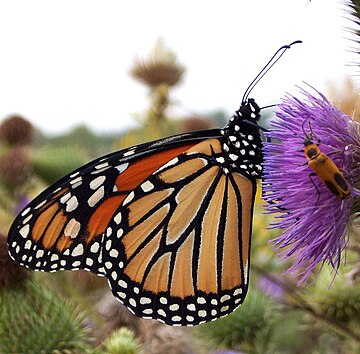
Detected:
left=103, top=138, right=256, bottom=326
left=8, top=131, right=221, bottom=276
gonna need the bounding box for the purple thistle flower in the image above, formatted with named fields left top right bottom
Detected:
left=14, top=195, right=31, bottom=216
left=262, top=85, right=360, bottom=284
left=256, top=275, right=284, bottom=300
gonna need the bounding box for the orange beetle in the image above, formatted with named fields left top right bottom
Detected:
left=303, top=135, right=350, bottom=199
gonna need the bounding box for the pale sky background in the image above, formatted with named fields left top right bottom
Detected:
left=0, top=0, right=357, bottom=135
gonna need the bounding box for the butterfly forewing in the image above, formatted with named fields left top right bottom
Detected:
left=103, top=138, right=256, bottom=326
left=7, top=130, right=221, bottom=276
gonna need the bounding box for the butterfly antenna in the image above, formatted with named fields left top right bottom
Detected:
left=242, top=40, right=302, bottom=103
left=260, top=103, right=279, bottom=110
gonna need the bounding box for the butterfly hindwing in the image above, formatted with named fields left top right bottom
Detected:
left=7, top=130, right=222, bottom=276
left=103, top=138, right=256, bottom=326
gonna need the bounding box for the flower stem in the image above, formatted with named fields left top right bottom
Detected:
left=252, top=265, right=360, bottom=343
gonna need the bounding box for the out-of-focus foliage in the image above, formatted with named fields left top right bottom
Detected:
left=0, top=278, right=92, bottom=353
left=308, top=272, right=360, bottom=324
left=96, top=328, right=141, bottom=354
left=31, top=145, right=88, bottom=184
left=37, top=124, right=119, bottom=156
left=345, top=0, right=360, bottom=73
left=327, top=78, right=360, bottom=122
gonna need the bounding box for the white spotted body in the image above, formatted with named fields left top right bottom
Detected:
left=220, top=98, right=263, bottom=178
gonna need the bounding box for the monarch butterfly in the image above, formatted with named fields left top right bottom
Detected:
left=302, top=125, right=350, bottom=199
left=7, top=41, right=301, bottom=326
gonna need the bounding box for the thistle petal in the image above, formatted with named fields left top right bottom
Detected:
left=262, top=85, right=360, bottom=284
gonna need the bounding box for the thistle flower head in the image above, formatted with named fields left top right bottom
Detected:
left=0, top=114, right=34, bottom=146
left=130, top=39, right=185, bottom=88
left=0, top=234, right=30, bottom=290
left=0, top=147, right=30, bottom=190
left=262, top=85, right=360, bottom=284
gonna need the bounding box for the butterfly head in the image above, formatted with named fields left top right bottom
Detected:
left=238, top=98, right=261, bottom=122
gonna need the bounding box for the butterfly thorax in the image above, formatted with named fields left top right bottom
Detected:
left=220, top=98, right=263, bottom=179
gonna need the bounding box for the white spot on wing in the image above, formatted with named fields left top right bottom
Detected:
left=109, top=249, right=119, bottom=258
left=60, top=192, right=71, bottom=204
left=170, top=304, right=179, bottom=311
left=244, top=262, right=249, bottom=284
left=141, top=180, right=154, bottom=192
left=221, top=305, right=229, bottom=312
left=123, top=149, right=136, bottom=157
left=155, top=157, right=179, bottom=173
left=19, top=224, right=30, bottom=238
left=64, top=218, right=81, bottom=239
left=21, top=207, right=31, bottom=216
left=116, top=163, right=129, bottom=173
left=157, top=309, right=166, bottom=317
left=90, top=176, right=106, bottom=190
left=118, top=280, right=127, bottom=288
left=117, top=291, right=126, bottom=299
left=36, top=250, right=44, bottom=258
left=72, top=244, right=84, bottom=257
left=95, top=162, right=109, bottom=170
left=198, top=310, right=207, bottom=317
left=70, top=176, right=82, bottom=187
left=197, top=297, right=206, bottom=304
left=220, top=295, right=230, bottom=302
left=233, top=288, right=242, bottom=296
left=140, top=297, right=151, bottom=305
left=114, top=212, right=122, bottom=224
left=23, top=214, right=33, bottom=224
left=123, top=191, right=134, bottom=205
left=66, top=196, right=79, bottom=212
left=35, top=200, right=47, bottom=210
left=51, top=254, right=59, bottom=261
left=90, top=242, right=100, bottom=253
left=105, top=239, right=112, bottom=251
left=88, top=186, right=105, bottom=207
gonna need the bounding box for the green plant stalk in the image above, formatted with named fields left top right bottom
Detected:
left=252, top=264, right=360, bottom=343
